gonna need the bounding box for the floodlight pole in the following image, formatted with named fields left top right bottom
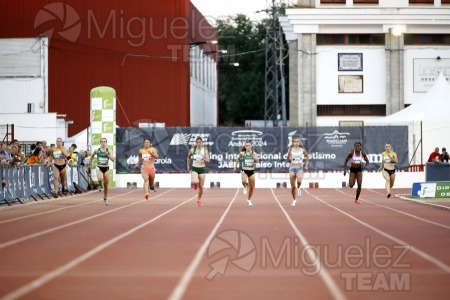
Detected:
left=264, top=0, right=287, bottom=127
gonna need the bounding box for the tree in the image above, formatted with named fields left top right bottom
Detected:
left=216, top=15, right=267, bottom=126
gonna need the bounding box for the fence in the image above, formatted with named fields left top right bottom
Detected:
left=0, top=165, right=92, bottom=205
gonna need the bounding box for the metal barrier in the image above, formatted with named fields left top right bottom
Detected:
left=409, top=164, right=425, bottom=172
left=0, top=165, right=92, bottom=205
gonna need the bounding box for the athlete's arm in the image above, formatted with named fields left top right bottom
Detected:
left=303, top=149, right=310, bottom=170
left=203, top=148, right=210, bottom=163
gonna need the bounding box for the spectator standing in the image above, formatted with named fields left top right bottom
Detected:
left=428, top=147, right=441, bottom=163
left=40, top=140, right=49, bottom=160
left=26, top=147, right=44, bottom=165
left=441, top=147, right=449, bottom=163
left=68, top=144, right=78, bottom=166
left=77, top=150, right=87, bottom=165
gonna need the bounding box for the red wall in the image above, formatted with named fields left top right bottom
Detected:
left=0, top=0, right=215, bottom=136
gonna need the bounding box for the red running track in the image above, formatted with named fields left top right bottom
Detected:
left=0, top=187, right=449, bottom=300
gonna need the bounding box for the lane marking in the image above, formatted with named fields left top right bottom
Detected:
left=1, top=192, right=197, bottom=300
left=304, top=189, right=450, bottom=274
left=345, top=189, right=450, bottom=230
left=0, top=189, right=174, bottom=250
left=271, top=189, right=347, bottom=300
left=168, top=189, right=239, bottom=300
left=0, top=190, right=136, bottom=224
left=368, top=188, right=450, bottom=211
left=0, top=190, right=95, bottom=212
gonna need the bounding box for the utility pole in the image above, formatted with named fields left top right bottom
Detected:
left=264, top=0, right=287, bottom=127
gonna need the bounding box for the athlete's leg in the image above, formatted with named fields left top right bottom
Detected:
left=296, top=171, right=304, bottom=195
left=141, top=168, right=149, bottom=198
left=390, top=173, right=396, bottom=188
left=191, top=171, right=199, bottom=184
left=149, top=170, right=156, bottom=189
left=60, top=167, right=67, bottom=192
left=382, top=170, right=391, bottom=196
left=247, top=174, right=256, bottom=200
left=103, top=170, right=110, bottom=199
left=52, top=165, right=60, bottom=195
left=289, top=170, right=296, bottom=199
left=198, top=173, right=206, bottom=200
left=240, top=171, right=248, bottom=188
left=355, top=171, right=363, bottom=200
left=96, top=168, right=104, bottom=191
left=349, top=172, right=356, bottom=188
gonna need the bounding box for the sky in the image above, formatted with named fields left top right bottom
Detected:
left=191, top=0, right=271, bottom=23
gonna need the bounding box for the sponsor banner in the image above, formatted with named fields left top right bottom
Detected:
left=116, top=126, right=409, bottom=174
left=415, top=181, right=450, bottom=198
left=90, top=87, right=116, bottom=187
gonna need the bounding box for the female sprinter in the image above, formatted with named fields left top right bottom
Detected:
left=134, top=138, right=158, bottom=200
left=286, top=137, right=309, bottom=206
left=233, top=141, right=259, bottom=206
left=47, top=137, right=69, bottom=198
left=343, top=142, right=370, bottom=204
left=90, top=138, right=115, bottom=205
left=379, top=142, right=397, bottom=198
left=187, top=137, right=210, bottom=207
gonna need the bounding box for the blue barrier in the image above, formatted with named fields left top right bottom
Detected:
left=0, top=165, right=92, bottom=205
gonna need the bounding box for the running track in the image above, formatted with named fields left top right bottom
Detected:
left=0, top=187, right=449, bottom=300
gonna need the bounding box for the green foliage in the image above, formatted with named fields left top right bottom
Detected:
left=216, top=14, right=268, bottom=126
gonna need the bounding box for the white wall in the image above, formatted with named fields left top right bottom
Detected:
left=0, top=78, right=46, bottom=113
left=116, top=171, right=424, bottom=189
left=190, top=46, right=218, bottom=127
left=316, top=47, right=386, bottom=105
left=404, top=47, right=450, bottom=105
left=0, top=113, right=60, bottom=143
left=190, top=80, right=217, bottom=126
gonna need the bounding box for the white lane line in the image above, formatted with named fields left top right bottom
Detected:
left=367, top=188, right=450, bottom=211
left=271, top=189, right=347, bottom=300
left=1, top=192, right=197, bottom=300
left=0, top=190, right=95, bottom=212
left=168, top=189, right=239, bottom=300
left=0, top=190, right=136, bottom=225
left=0, top=190, right=173, bottom=250
left=305, top=189, right=450, bottom=274
left=341, top=189, right=450, bottom=230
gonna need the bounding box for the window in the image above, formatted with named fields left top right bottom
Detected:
left=317, top=34, right=385, bottom=45
left=321, top=0, right=379, bottom=3
left=404, top=34, right=450, bottom=45
left=354, top=0, right=379, bottom=3
left=409, top=0, right=433, bottom=4
left=317, top=105, right=386, bottom=116
left=442, top=0, right=450, bottom=4
left=321, top=0, right=345, bottom=4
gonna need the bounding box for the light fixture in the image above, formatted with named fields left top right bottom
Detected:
left=189, top=40, right=218, bottom=47
left=385, top=25, right=406, bottom=37
left=217, top=62, right=239, bottom=69
left=203, top=50, right=228, bottom=56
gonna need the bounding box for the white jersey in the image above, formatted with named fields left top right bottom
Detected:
left=290, top=148, right=305, bottom=164
left=193, top=147, right=205, bottom=163
left=350, top=151, right=363, bottom=165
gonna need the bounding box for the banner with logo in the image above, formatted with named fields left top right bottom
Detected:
left=116, top=126, right=408, bottom=173
left=413, top=181, right=450, bottom=198
left=90, top=86, right=116, bottom=187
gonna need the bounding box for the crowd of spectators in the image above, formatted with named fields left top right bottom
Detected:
left=427, top=147, right=449, bottom=163
left=0, top=139, right=90, bottom=167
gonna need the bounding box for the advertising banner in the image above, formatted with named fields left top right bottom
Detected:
left=90, top=86, right=116, bottom=187
left=414, top=181, right=450, bottom=198
left=116, top=126, right=408, bottom=174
